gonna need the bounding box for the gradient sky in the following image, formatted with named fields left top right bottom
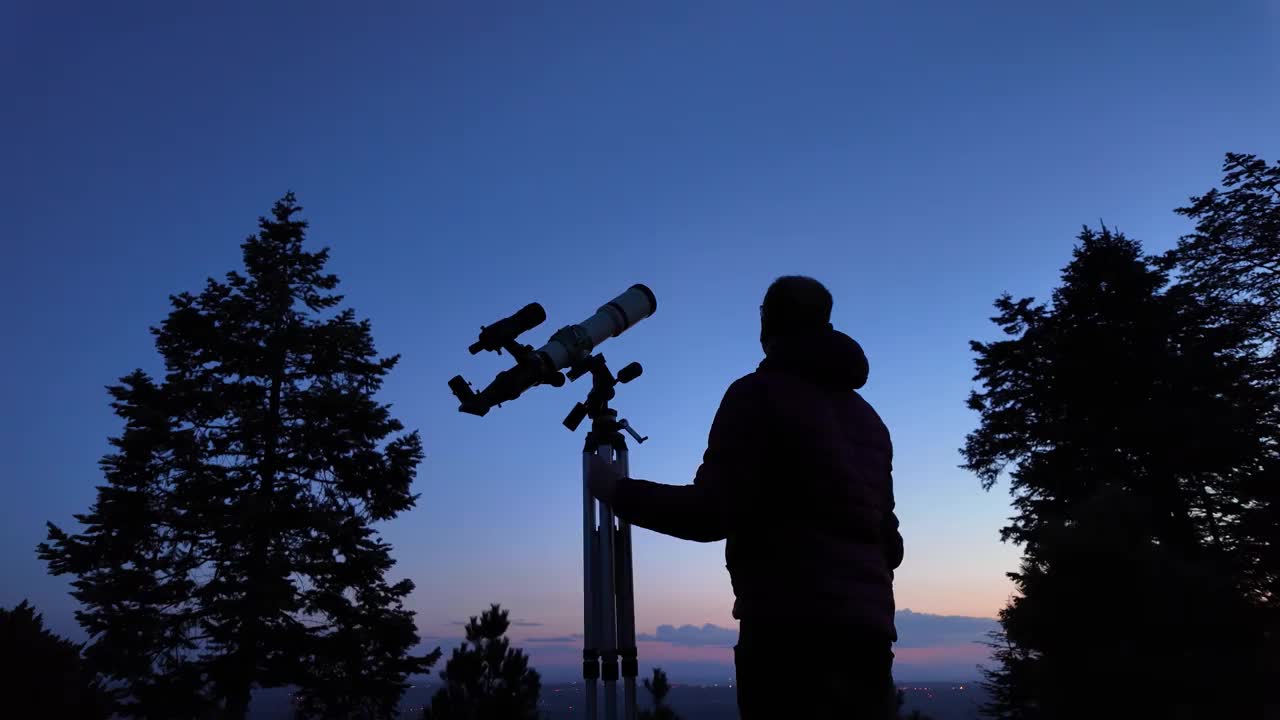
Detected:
left=3, top=1, right=1278, bottom=678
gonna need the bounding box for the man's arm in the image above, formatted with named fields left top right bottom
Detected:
left=607, top=377, right=762, bottom=543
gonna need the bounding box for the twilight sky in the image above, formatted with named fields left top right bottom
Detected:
left=3, top=1, right=1277, bottom=679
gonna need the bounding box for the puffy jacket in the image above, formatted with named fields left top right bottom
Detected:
left=610, top=327, right=902, bottom=640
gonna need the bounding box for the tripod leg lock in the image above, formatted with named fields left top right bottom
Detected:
left=583, top=651, right=601, bottom=680
left=620, top=649, right=638, bottom=678
left=602, top=658, right=620, bottom=682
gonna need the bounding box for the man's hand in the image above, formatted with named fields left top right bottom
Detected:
left=588, top=454, right=624, bottom=503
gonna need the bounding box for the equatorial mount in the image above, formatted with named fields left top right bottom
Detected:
left=563, top=354, right=647, bottom=444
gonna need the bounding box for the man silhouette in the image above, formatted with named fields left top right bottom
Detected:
left=590, top=276, right=902, bottom=719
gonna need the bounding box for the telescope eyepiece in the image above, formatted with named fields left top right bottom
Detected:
left=449, top=376, right=489, bottom=416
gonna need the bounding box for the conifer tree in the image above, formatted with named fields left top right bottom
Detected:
left=423, top=604, right=541, bottom=720
left=964, top=228, right=1269, bottom=718
left=40, top=194, right=434, bottom=718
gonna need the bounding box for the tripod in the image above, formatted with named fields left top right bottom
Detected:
left=564, top=355, right=647, bottom=720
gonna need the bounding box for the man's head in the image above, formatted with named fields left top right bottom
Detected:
left=760, top=275, right=833, bottom=352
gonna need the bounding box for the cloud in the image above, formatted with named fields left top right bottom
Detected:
left=514, top=611, right=997, bottom=682
left=637, top=624, right=738, bottom=648
left=894, top=609, right=998, bottom=649
left=524, top=634, right=584, bottom=643
left=418, top=635, right=465, bottom=650
left=632, top=611, right=997, bottom=652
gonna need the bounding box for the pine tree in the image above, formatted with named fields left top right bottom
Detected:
left=963, top=228, right=1270, bottom=718
left=39, top=193, right=435, bottom=718
left=638, top=668, right=680, bottom=720
left=1164, top=151, right=1279, bottom=601
left=1163, top=151, right=1280, bottom=710
left=0, top=600, right=113, bottom=719
left=423, top=604, right=541, bottom=720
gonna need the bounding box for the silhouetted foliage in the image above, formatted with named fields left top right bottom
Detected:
left=964, top=227, right=1270, bottom=552
left=963, top=226, right=1273, bottom=718
left=0, top=600, right=113, bottom=719
left=38, top=194, right=435, bottom=718
left=638, top=667, right=680, bottom=720
left=980, top=490, right=1254, bottom=720
left=1164, top=151, right=1280, bottom=711
left=1166, top=152, right=1280, bottom=345
left=423, top=604, right=541, bottom=720
left=1165, top=153, right=1280, bottom=599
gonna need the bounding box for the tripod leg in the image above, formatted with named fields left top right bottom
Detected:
left=583, top=451, right=600, bottom=720
left=614, top=447, right=638, bottom=720
left=597, top=446, right=620, bottom=720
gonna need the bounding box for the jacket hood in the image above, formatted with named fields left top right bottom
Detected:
left=759, top=326, right=869, bottom=390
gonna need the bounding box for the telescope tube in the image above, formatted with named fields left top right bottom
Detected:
left=537, top=284, right=656, bottom=373
left=457, top=284, right=656, bottom=415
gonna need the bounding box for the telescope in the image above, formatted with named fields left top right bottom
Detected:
left=449, top=284, right=658, bottom=720
left=449, top=284, right=657, bottom=416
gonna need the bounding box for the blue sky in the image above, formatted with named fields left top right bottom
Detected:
left=3, top=1, right=1277, bottom=677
